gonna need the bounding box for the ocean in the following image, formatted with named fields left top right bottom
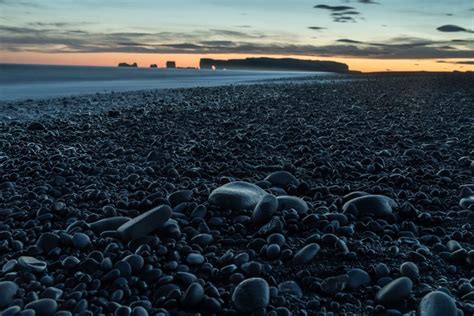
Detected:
left=0, top=64, right=322, bottom=101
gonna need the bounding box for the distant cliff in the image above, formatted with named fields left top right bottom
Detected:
left=118, top=62, right=138, bottom=68
left=200, top=57, right=349, bottom=73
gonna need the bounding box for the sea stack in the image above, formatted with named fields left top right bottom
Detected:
left=118, top=62, right=138, bottom=68
left=166, top=61, right=177, bottom=69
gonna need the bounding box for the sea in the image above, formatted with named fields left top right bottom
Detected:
left=0, top=64, right=323, bottom=101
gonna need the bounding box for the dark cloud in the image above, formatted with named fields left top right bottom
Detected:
left=314, top=5, right=354, bottom=11
left=1, top=24, right=473, bottom=59
left=314, top=4, right=361, bottom=22
left=437, top=24, right=473, bottom=33
left=357, top=0, right=379, bottom=3
left=308, top=26, right=327, bottom=31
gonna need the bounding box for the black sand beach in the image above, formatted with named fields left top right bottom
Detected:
left=0, top=73, right=473, bottom=315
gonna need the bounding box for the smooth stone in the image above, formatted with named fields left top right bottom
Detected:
left=181, top=283, right=204, bottom=306
left=375, top=277, right=413, bottom=305
left=36, top=232, right=60, bottom=253
left=342, top=194, right=397, bottom=218
left=459, top=196, right=474, bottom=209
left=264, top=171, right=300, bottom=187
left=191, top=233, right=213, bottom=246
left=400, top=261, right=419, bottom=279
left=132, top=306, right=149, bottom=316
left=209, top=181, right=267, bottom=210
left=1, top=306, right=21, bottom=316
left=41, top=287, right=63, bottom=300
left=168, top=190, right=193, bottom=207
left=232, top=278, right=269, bottom=312
left=293, top=243, right=320, bottom=264
left=277, top=196, right=308, bottom=214
left=18, top=256, right=47, bottom=273
left=418, top=291, right=457, bottom=316
left=278, top=281, right=302, bottom=298
left=25, top=299, right=58, bottom=316
left=0, top=281, right=18, bottom=307
left=123, top=254, right=144, bottom=271
left=252, top=194, right=278, bottom=225
left=348, top=268, right=371, bottom=289
left=117, top=205, right=172, bottom=240
left=187, top=253, right=205, bottom=265
left=89, top=217, right=130, bottom=234
left=72, top=233, right=91, bottom=249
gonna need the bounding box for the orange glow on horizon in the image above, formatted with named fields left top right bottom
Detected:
left=1, top=51, right=473, bottom=73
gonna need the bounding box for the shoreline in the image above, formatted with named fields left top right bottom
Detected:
left=0, top=73, right=473, bottom=315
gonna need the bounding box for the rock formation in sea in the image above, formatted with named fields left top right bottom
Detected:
left=200, top=57, right=349, bottom=73
left=166, top=61, right=177, bottom=69
left=118, top=62, right=138, bottom=68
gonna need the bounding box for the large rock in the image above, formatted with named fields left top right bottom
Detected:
left=89, top=217, right=130, bottom=234
left=264, top=171, right=300, bottom=187
left=0, top=281, right=18, bottom=307
left=117, top=205, right=172, bottom=240
left=277, top=196, right=308, bottom=214
left=252, top=194, right=278, bottom=225
left=375, top=277, right=413, bottom=305
left=232, top=278, right=269, bottom=312
left=418, top=291, right=457, bottom=316
left=209, top=181, right=266, bottom=210
left=342, top=194, right=397, bottom=218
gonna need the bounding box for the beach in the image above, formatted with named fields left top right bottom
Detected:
left=0, top=72, right=473, bottom=315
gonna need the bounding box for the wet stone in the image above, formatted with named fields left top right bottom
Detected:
left=209, top=181, right=267, bottom=210
left=232, top=278, right=270, bottom=312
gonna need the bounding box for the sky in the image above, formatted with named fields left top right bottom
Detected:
left=0, top=0, right=473, bottom=72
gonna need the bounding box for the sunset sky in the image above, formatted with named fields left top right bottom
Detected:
left=1, top=0, right=473, bottom=72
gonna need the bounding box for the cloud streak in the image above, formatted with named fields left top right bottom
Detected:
left=1, top=24, right=473, bottom=60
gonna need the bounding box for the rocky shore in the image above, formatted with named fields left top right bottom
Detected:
left=0, top=73, right=473, bottom=315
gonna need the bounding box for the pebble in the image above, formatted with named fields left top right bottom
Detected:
left=264, top=171, right=300, bottom=187
left=293, top=243, right=320, bottom=264
left=24, top=299, right=58, bottom=316
left=232, top=278, right=270, bottom=312
left=252, top=194, right=278, bottom=225
left=117, top=205, right=172, bottom=240
left=0, top=281, right=18, bottom=307
left=342, top=194, right=397, bottom=218
left=209, top=181, right=266, bottom=210
left=277, top=196, right=308, bottom=214
left=400, top=261, right=419, bottom=280
left=418, top=291, right=457, bottom=316
left=18, top=256, right=47, bottom=273
left=459, top=196, right=474, bottom=209
left=347, top=268, right=371, bottom=289
left=181, top=283, right=204, bottom=306
left=36, top=232, right=60, bottom=253
left=72, top=232, right=91, bottom=249
left=375, top=277, right=413, bottom=305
